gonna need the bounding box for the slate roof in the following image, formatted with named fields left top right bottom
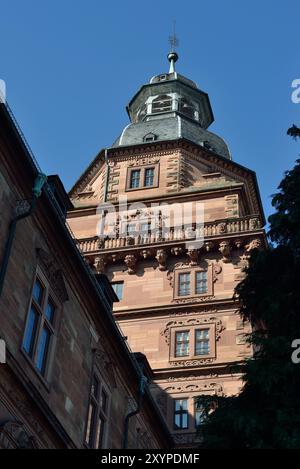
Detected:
left=112, top=115, right=231, bottom=160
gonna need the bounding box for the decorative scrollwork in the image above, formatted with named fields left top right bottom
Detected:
left=161, top=317, right=225, bottom=345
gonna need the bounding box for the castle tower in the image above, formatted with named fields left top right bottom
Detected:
left=68, top=52, right=266, bottom=447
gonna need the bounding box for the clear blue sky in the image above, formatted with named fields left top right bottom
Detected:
left=1, top=0, right=299, bottom=220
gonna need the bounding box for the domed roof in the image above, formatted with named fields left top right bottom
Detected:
left=110, top=53, right=231, bottom=160
left=112, top=115, right=231, bottom=160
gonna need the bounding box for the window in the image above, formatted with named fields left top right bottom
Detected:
left=126, top=164, right=159, bottom=191
left=130, top=170, right=141, bottom=189
left=195, top=329, right=210, bottom=355
left=22, top=273, right=57, bottom=378
left=174, top=399, right=189, bottom=430
left=112, top=282, right=124, bottom=301
left=174, top=267, right=212, bottom=300
left=175, top=331, right=189, bottom=357
left=170, top=323, right=216, bottom=361
left=85, top=374, right=109, bottom=449
left=195, top=271, right=207, bottom=295
left=151, top=94, right=172, bottom=114
left=143, top=133, right=157, bottom=143
left=144, top=168, right=155, bottom=187
left=178, top=273, right=191, bottom=296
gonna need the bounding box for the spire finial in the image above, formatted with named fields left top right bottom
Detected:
left=168, top=20, right=179, bottom=73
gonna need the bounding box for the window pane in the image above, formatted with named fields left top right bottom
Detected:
left=36, top=326, right=51, bottom=375
left=152, top=94, right=172, bottom=113
left=175, top=331, right=189, bottom=357
left=175, top=399, right=188, bottom=411
left=174, top=414, right=181, bottom=429
left=112, top=282, right=124, bottom=301
left=178, top=273, right=190, bottom=296
left=33, top=278, right=44, bottom=305
left=101, top=390, right=108, bottom=413
left=96, top=416, right=106, bottom=449
left=174, top=399, right=189, bottom=430
left=144, top=168, right=154, bottom=187
left=23, top=306, right=39, bottom=357
left=182, top=413, right=188, bottom=429
left=195, top=329, right=210, bottom=355
left=195, top=271, right=208, bottom=294
left=45, top=299, right=55, bottom=323
left=130, top=170, right=140, bottom=188
left=85, top=401, right=97, bottom=447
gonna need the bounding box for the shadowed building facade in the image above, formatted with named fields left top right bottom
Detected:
left=68, top=53, right=267, bottom=446
left=0, top=102, right=172, bottom=449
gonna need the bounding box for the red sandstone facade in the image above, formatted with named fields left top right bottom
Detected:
left=68, top=58, right=267, bottom=446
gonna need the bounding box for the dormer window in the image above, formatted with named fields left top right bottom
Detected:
left=143, top=133, right=157, bottom=143
left=151, top=94, right=172, bottom=114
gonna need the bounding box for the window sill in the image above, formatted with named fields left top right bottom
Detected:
left=170, top=353, right=214, bottom=363
left=20, top=348, right=51, bottom=393
left=125, top=184, right=158, bottom=192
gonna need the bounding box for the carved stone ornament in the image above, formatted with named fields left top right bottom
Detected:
left=167, top=270, right=174, bottom=288
left=170, top=358, right=215, bottom=367
left=217, top=222, right=227, bottom=234
left=212, top=263, right=222, bottom=282
left=164, top=382, right=223, bottom=395
left=187, top=248, right=198, bottom=266
left=245, top=238, right=262, bottom=252
left=234, top=239, right=243, bottom=249
left=14, top=200, right=32, bottom=218
left=124, top=254, right=137, bottom=274
left=249, top=217, right=261, bottom=230
left=161, top=317, right=225, bottom=345
left=204, top=241, right=214, bottom=252
left=0, top=421, right=39, bottom=449
left=141, top=249, right=151, bottom=259
left=94, top=256, right=106, bottom=274
left=0, top=378, right=50, bottom=447
left=155, top=249, right=167, bottom=271
left=36, top=248, right=69, bottom=302
left=219, top=240, right=231, bottom=263
left=128, top=156, right=160, bottom=167
left=172, top=296, right=215, bottom=305
left=171, top=247, right=183, bottom=256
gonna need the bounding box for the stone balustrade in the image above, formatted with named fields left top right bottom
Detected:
left=76, top=216, right=262, bottom=254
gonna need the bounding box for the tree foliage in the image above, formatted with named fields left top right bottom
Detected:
left=198, top=158, right=300, bottom=448
left=287, top=124, right=300, bottom=140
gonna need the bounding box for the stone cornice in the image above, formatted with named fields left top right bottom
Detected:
left=113, top=300, right=239, bottom=321
left=68, top=138, right=265, bottom=224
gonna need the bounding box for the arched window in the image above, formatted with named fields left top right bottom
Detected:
left=151, top=94, right=172, bottom=114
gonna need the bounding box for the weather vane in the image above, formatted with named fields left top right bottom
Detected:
left=169, top=20, right=179, bottom=52
left=168, top=20, right=179, bottom=73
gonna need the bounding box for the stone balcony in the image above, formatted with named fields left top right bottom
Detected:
left=76, top=215, right=263, bottom=254
left=74, top=215, right=266, bottom=275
